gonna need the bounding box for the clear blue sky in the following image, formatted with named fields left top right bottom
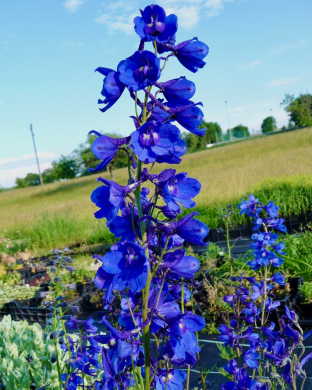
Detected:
left=0, top=0, right=311, bottom=188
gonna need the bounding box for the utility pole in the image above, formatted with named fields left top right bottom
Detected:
left=270, top=109, right=273, bottom=132
left=29, top=124, right=43, bottom=185
left=225, top=101, right=231, bottom=140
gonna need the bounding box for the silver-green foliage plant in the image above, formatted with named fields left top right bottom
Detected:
left=0, top=285, right=39, bottom=309
left=0, top=315, right=63, bottom=389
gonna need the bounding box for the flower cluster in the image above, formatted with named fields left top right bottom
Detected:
left=218, top=196, right=312, bottom=389
left=60, top=4, right=209, bottom=390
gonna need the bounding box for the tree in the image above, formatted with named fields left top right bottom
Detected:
left=52, top=155, right=79, bottom=180
left=227, top=124, right=250, bottom=138
left=200, top=121, right=222, bottom=144
left=25, top=173, right=41, bottom=186
left=182, top=121, right=222, bottom=153
left=280, top=93, right=312, bottom=127
left=15, top=178, right=28, bottom=188
left=42, top=168, right=57, bottom=184
left=261, top=116, right=277, bottom=133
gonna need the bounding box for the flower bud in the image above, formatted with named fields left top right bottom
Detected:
left=51, top=353, right=56, bottom=363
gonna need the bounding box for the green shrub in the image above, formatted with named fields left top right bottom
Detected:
left=183, top=174, right=312, bottom=229
left=300, top=281, right=312, bottom=303
left=280, top=229, right=312, bottom=280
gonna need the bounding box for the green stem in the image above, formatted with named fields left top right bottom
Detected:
left=182, top=283, right=190, bottom=390
left=261, top=266, right=268, bottom=326
left=181, top=279, right=185, bottom=314
left=190, top=294, right=206, bottom=390
left=127, top=288, right=142, bottom=336
left=186, top=365, right=191, bottom=390
left=142, top=261, right=152, bottom=390
left=134, top=92, right=140, bottom=125
left=131, top=354, right=141, bottom=390
left=300, top=372, right=307, bottom=390
left=164, top=365, right=169, bottom=390
left=225, top=223, right=232, bottom=327
left=52, top=256, right=64, bottom=390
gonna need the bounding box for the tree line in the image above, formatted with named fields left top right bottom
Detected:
left=15, top=133, right=129, bottom=188
left=13, top=92, right=312, bottom=188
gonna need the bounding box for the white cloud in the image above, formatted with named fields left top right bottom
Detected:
left=237, top=60, right=262, bottom=70
left=266, top=40, right=310, bottom=57
left=266, top=77, right=300, bottom=88
left=227, top=106, right=250, bottom=114
left=0, top=152, right=56, bottom=188
left=165, top=6, right=200, bottom=29
left=64, top=0, right=86, bottom=13
left=95, top=12, right=137, bottom=35
left=95, top=0, right=236, bottom=33
left=0, top=152, right=55, bottom=167
left=204, top=0, right=234, bottom=17
left=0, top=163, right=53, bottom=188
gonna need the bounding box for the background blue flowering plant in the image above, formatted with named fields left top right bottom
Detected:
left=217, top=197, right=312, bottom=390
left=61, top=4, right=210, bottom=390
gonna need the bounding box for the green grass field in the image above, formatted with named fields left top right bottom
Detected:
left=1, top=127, right=312, bottom=254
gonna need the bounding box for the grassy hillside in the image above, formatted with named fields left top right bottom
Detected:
left=1, top=127, right=311, bottom=253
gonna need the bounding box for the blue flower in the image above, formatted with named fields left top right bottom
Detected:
left=101, top=242, right=149, bottom=294
left=170, top=211, right=209, bottom=247
left=221, top=366, right=267, bottom=390
left=244, top=349, right=261, bottom=369
left=118, top=51, right=160, bottom=91
left=238, top=194, right=262, bottom=217
left=263, top=201, right=279, bottom=218
left=93, top=262, right=115, bottom=303
left=61, top=373, right=83, bottom=390
left=95, top=67, right=125, bottom=112
left=89, top=131, right=130, bottom=172
left=91, top=178, right=140, bottom=224
left=156, top=77, right=196, bottom=105
left=156, top=369, right=186, bottom=390
left=171, top=103, right=206, bottom=136
left=168, top=313, right=205, bottom=360
left=131, top=121, right=186, bottom=164
left=154, top=169, right=201, bottom=212
left=147, top=94, right=206, bottom=136
left=160, top=249, right=200, bottom=279
left=134, top=5, right=178, bottom=44
left=108, top=206, right=140, bottom=241
left=171, top=284, right=191, bottom=302
left=173, top=38, right=209, bottom=73
left=271, top=272, right=286, bottom=285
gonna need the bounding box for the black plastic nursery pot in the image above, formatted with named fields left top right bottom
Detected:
left=296, top=302, right=312, bottom=329
left=0, top=299, right=49, bottom=326
left=206, top=211, right=312, bottom=244
left=76, top=281, right=95, bottom=297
